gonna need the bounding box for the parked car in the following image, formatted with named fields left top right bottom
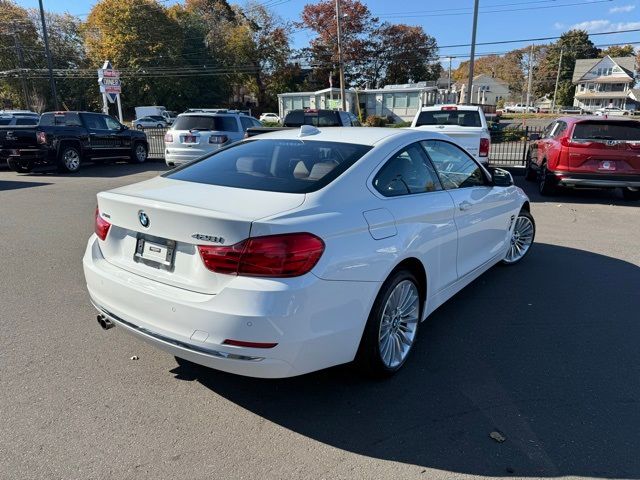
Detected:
left=135, top=106, right=176, bottom=125
left=0, top=115, right=39, bottom=126
left=0, top=109, right=39, bottom=119
left=594, top=107, right=631, bottom=117
left=85, top=126, right=534, bottom=378
left=0, top=115, right=40, bottom=164
left=525, top=116, right=640, bottom=199
left=410, top=105, right=491, bottom=164
left=2, top=111, right=148, bottom=173
left=259, top=112, right=281, bottom=123
left=503, top=104, right=538, bottom=113
left=559, top=106, right=585, bottom=115
left=133, top=116, right=169, bottom=129
left=246, top=109, right=361, bottom=137
left=164, top=111, right=262, bottom=167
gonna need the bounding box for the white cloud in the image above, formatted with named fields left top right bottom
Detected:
left=609, top=4, right=636, bottom=13
left=553, top=22, right=566, bottom=29
left=569, top=19, right=640, bottom=33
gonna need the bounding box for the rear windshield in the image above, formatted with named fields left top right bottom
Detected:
left=15, top=117, right=38, bottom=125
left=165, top=139, right=372, bottom=193
left=172, top=115, right=239, bottom=132
left=284, top=111, right=340, bottom=127
left=0, top=118, right=10, bottom=125
left=40, top=112, right=82, bottom=126
left=415, top=110, right=481, bottom=127
left=573, top=121, right=640, bottom=141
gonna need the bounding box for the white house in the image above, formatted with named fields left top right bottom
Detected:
left=277, top=82, right=440, bottom=123
left=572, top=56, right=638, bottom=112
left=454, top=74, right=511, bottom=106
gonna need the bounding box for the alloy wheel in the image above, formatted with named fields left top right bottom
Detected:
left=135, top=144, right=147, bottom=162
left=503, top=214, right=534, bottom=264
left=378, top=280, right=419, bottom=368
left=64, top=149, right=80, bottom=171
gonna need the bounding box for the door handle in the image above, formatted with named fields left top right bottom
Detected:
left=459, top=201, right=472, bottom=211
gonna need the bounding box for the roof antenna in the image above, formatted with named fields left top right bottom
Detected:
left=299, top=125, right=320, bottom=137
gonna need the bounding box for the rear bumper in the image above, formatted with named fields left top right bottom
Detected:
left=8, top=148, right=50, bottom=167
left=83, top=235, right=380, bottom=378
left=165, top=145, right=223, bottom=166
left=552, top=171, right=640, bottom=188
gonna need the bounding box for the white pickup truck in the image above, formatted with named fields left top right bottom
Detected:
left=503, top=103, right=538, bottom=113
left=410, top=105, right=491, bottom=164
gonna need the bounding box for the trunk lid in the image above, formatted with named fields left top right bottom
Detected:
left=97, top=176, right=305, bottom=294
left=566, top=120, right=640, bottom=174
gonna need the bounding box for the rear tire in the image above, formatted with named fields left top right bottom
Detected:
left=7, top=157, right=31, bottom=173
left=622, top=188, right=640, bottom=201
left=136, top=124, right=143, bottom=130
left=538, top=163, right=556, bottom=196
left=156, top=123, right=163, bottom=128
left=56, top=145, right=81, bottom=173
left=524, top=152, right=536, bottom=181
left=355, top=269, right=422, bottom=378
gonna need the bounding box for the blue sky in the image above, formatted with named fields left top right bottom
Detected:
left=17, top=0, right=640, bottom=67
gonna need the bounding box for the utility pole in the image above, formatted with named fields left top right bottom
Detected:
left=465, top=0, right=480, bottom=105
left=551, top=46, right=564, bottom=113
left=335, top=0, right=346, bottom=111
left=525, top=44, right=534, bottom=109
left=12, top=26, right=30, bottom=109
left=448, top=57, right=452, bottom=102
left=38, top=0, right=58, bottom=110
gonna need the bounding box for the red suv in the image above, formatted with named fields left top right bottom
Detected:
left=526, top=117, right=640, bottom=200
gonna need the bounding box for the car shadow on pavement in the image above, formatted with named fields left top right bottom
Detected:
left=0, top=180, right=52, bottom=191
left=15, top=159, right=169, bottom=179
left=173, top=243, right=640, bottom=478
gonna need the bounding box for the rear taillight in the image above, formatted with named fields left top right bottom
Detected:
left=198, top=233, right=325, bottom=278
left=95, top=208, right=111, bottom=241
left=36, top=131, right=46, bottom=144
left=209, top=135, right=228, bottom=144
left=561, top=137, right=593, bottom=148
left=479, top=137, right=490, bottom=157
left=164, top=133, right=173, bottom=142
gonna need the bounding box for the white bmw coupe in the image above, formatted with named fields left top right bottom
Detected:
left=84, top=126, right=534, bottom=378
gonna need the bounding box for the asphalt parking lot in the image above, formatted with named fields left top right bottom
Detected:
left=1, top=160, right=639, bottom=480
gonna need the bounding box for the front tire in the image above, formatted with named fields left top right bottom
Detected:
left=57, top=145, right=81, bottom=173
left=130, top=142, right=148, bottom=164
left=136, top=124, right=143, bottom=130
left=502, top=210, right=535, bottom=265
left=355, top=269, right=422, bottom=377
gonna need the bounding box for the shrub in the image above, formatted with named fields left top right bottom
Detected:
left=365, top=115, right=386, bottom=127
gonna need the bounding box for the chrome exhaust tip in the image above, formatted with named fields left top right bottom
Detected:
left=97, top=314, right=114, bottom=330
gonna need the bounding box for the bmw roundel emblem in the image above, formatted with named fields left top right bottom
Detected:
left=138, top=210, right=150, bottom=228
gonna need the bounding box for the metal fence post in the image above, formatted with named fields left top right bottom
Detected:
left=522, top=126, right=529, bottom=164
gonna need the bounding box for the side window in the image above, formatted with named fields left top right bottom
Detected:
left=348, top=112, right=361, bottom=126
left=221, top=116, right=239, bottom=132
left=104, top=116, right=121, bottom=131
left=251, top=118, right=262, bottom=127
left=16, top=118, right=37, bottom=125
left=553, top=121, right=567, bottom=138
left=373, top=143, right=442, bottom=197
left=422, top=140, right=486, bottom=190
left=542, top=122, right=557, bottom=139
left=83, top=114, right=107, bottom=130
left=339, top=111, right=350, bottom=126
left=239, top=117, right=252, bottom=131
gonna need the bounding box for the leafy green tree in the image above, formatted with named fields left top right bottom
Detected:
left=599, top=45, right=636, bottom=58
left=533, top=30, right=599, bottom=106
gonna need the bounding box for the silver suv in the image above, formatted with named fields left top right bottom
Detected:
left=164, top=111, right=262, bottom=167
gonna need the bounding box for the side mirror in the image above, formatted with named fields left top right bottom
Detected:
left=492, top=168, right=514, bottom=187
left=120, top=124, right=128, bottom=131
left=529, top=133, right=541, bottom=141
